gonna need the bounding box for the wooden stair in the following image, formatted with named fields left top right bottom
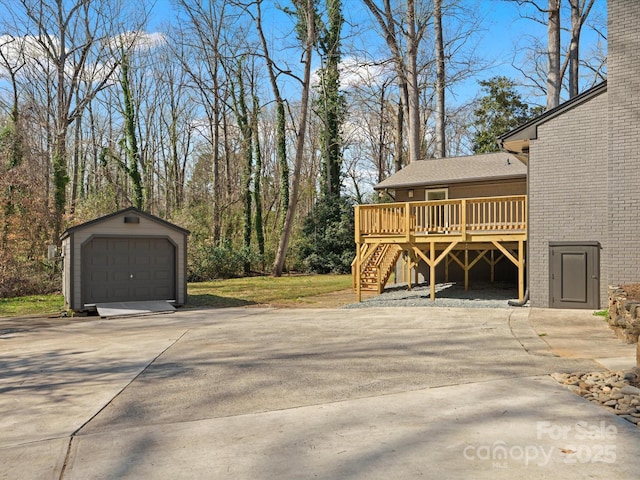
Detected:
left=354, top=244, right=403, bottom=293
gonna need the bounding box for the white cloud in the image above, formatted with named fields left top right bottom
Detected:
left=108, top=31, right=166, bottom=51
left=339, top=56, right=394, bottom=89
left=0, top=35, right=49, bottom=67
left=311, top=55, right=395, bottom=90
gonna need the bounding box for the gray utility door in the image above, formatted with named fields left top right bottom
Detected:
left=549, top=242, right=600, bottom=309
left=82, top=237, right=176, bottom=305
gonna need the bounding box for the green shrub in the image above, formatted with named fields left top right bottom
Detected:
left=188, top=240, right=261, bottom=281
left=298, top=196, right=355, bottom=274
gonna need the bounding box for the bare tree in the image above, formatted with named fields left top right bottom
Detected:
left=171, top=0, right=231, bottom=243
left=0, top=0, right=149, bottom=240
left=546, top=0, right=561, bottom=109
left=254, top=0, right=290, bottom=234
left=506, top=0, right=600, bottom=108
left=272, top=0, right=316, bottom=276
left=567, top=0, right=596, bottom=98
left=434, top=0, right=445, bottom=157
left=362, top=0, right=430, bottom=165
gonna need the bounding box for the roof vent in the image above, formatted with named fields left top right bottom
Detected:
left=124, top=216, right=140, bottom=224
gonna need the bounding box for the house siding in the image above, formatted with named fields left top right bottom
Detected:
left=528, top=91, right=609, bottom=308
left=606, top=0, right=640, bottom=288
left=394, top=178, right=525, bottom=202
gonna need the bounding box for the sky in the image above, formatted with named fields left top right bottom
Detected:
left=144, top=0, right=607, bottom=106
left=0, top=0, right=606, bottom=116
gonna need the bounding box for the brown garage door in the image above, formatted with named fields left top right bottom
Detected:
left=82, top=237, right=176, bottom=305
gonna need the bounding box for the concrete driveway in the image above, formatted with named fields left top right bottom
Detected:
left=0, top=307, right=638, bottom=479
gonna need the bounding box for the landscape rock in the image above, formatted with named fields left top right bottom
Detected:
left=552, top=368, right=640, bottom=429
left=621, top=384, right=640, bottom=395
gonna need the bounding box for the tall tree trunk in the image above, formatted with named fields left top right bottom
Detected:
left=70, top=116, right=82, bottom=214
left=405, top=0, right=421, bottom=163
left=120, top=52, right=144, bottom=209
left=377, top=85, right=386, bottom=183
left=252, top=95, right=265, bottom=270
left=318, top=0, right=343, bottom=199
left=273, top=0, right=315, bottom=276
left=234, top=62, right=253, bottom=275
left=255, top=0, right=288, bottom=232
left=362, top=0, right=422, bottom=164
left=395, top=97, right=404, bottom=172
left=434, top=0, right=446, bottom=158
left=568, top=0, right=595, bottom=98
left=546, top=0, right=561, bottom=110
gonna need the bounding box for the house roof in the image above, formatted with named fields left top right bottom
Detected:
left=60, top=207, right=190, bottom=240
left=374, top=152, right=526, bottom=191
left=500, top=81, right=608, bottom=161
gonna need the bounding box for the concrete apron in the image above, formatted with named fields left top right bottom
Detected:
left=0, top=307, right=637, bottom=479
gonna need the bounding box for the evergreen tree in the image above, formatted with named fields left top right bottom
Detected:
left=299, top=197, right=354, bottom=274
left=315, top=0, right=344, bottom=199
left=472, top=76, right=540, bottom=154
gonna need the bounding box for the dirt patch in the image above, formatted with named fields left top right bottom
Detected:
left=266, top=289, right=377, bottom=309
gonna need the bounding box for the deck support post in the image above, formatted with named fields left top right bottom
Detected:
left=411, top=241, right=459, bottom=302
left=464, top=248, right=469, bottom=291
left=445, top=253, right=450, bottom=283
left=355, top=243, right=362, bottom=302
left=430, top=243, right=436, bottom=301
left=491, top=239, right=526, bottom=302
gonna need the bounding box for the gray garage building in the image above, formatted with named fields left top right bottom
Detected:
left=60, top=207, right=189, bottom=312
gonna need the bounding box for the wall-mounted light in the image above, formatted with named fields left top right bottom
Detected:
left=408, top=189, right=414, bottom=198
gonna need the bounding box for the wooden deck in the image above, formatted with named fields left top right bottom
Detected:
left=353, top=195, right=527, bottom=302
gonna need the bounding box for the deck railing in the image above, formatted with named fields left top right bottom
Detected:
left=355, top=195, right=527, bottom=241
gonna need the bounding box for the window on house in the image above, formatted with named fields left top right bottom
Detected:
left=426, top=188, right=448, bottom=201
left=425, top=188, right=449, bottom=232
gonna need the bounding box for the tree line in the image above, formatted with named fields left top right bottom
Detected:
left=0, top=0, right=606, bottom=297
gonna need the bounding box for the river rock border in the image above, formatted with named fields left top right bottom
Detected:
left=551, top=369, right=640, bottom=428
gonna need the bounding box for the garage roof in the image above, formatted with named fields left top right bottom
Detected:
left=374, top=152, right=526, bottom=191
left=61, top=207, right=189, bottom=240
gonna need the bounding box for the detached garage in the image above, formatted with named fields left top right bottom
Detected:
left=60, top=208, right=189, bottom=312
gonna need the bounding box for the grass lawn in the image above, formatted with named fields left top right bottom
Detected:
left=0, top=294, right=65, bottom=318
left=0, top=274, right=354, bottom=317
left=187, top=274, right=353, bottom=308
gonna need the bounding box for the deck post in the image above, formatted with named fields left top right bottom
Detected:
left=430, top=242, right=436, bottom=301
left=445, top=254, right=449, bottom=282
left=355, top=243, right=362, bottom=302
left=464, top=248, right=469, bottom=291
left=406, top=250, right=413, bottom=291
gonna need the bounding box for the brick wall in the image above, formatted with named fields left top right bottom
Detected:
left=607, top=0, right=640, bottom=287
left=528, top=91, right=609, bottom=307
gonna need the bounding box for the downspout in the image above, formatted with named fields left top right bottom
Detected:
left=508, top=288, right=529, bottom=307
